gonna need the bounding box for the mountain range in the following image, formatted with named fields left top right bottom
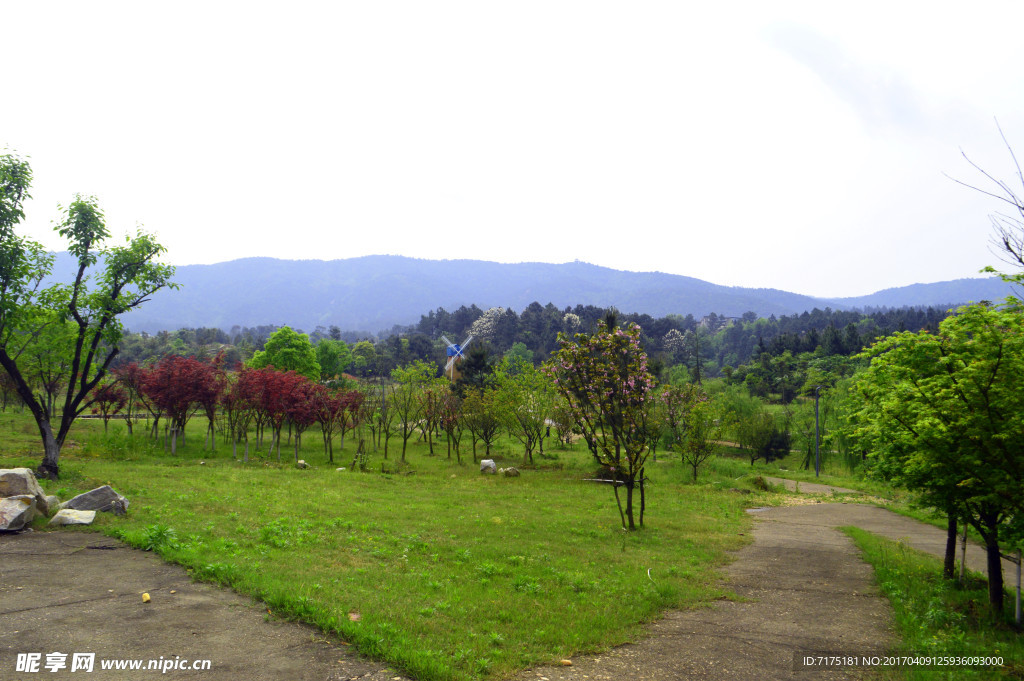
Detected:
left=50, top=253, right=1020, bottom=334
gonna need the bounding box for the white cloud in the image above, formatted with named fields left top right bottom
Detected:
left=4, top=1, right=1024, bottom=298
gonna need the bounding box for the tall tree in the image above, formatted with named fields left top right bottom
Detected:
left=0, top=153, right=176, bottom=477
left=316, top=338, right=352, bottom=382
left=848, top=300, right=1024, bottom=615
left=249, top=326, right=320, bottom=382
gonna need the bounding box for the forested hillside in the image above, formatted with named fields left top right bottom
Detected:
left=46, top=253, right=1013, bottom=334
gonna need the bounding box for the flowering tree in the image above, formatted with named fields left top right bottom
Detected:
left=546, top=319, right=655, bottom=530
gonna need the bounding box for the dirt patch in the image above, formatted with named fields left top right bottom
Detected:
left=0, top=531, right=410, bottom=680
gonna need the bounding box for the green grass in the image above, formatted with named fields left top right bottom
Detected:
left=842, top=527, right=1024, bottom=680
left=3, top=414, right=779, bottom=681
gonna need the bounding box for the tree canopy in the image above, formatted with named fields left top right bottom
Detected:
left=249, top=326, right=320, bottom=381
left=849, top=299, right=1024, bottom=614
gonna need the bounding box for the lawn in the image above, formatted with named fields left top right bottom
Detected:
left=2, top=412, right=774, bottom=681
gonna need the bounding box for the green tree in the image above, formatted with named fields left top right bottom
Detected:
left=0, top=152, right=176, bottom=478
left=315, top=338, right=352, bottom=381
left=503, top=341, right=534, bottom=368
left=848, top=300, right=1024, bottom=615
left=389, top=360, right=434, bottom=461
left=547, top=319, right=655, bottom=530
left=351, top=340, right=377, bottom=377
left=494, top=355, right=555, bottom=465
left=249, top=326, right=320, bottom=382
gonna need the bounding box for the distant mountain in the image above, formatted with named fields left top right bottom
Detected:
left=46, top=253, right=1018, bottom=334
left=823, top=278, right=1018, bottom=310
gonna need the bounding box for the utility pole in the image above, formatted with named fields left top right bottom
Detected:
left=814, top=386, right=821, bottom=478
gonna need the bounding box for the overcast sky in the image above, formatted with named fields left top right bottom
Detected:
left=4, top=2, right=1024, bottom=298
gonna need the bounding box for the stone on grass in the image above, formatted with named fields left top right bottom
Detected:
left=0, top=495, right=37, bottom=531
left=48, top=509, right=96, bottom=526
left=502, top=467, right=520, bottom=477
left=480, top=459, right=497, bottom=474
left=0, top=468, right=48, bottom=513
left=43, top=495, right=60, bottom=514
left=296, top=460, right=309, bottom=469
left=61, top=485, right=129, bottom=516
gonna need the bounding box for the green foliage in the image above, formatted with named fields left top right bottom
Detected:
left=848, top=300, right=1024, bottom=614
left=315, top=338, right=352, bottom=381
left=493, top=356, right=556, bottom=465
left=249, top=326, right=320, bottom=381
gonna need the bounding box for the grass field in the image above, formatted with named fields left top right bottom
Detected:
left=843, top=528, right=1024, bottom=681
left=2, top=411, right=777, bottom=681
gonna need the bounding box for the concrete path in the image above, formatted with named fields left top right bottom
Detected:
left=0, top=531, right=410, bottom=681
left=762, top=476, right=863, bottom=495
left=515, top=503, right=1017, bottom=681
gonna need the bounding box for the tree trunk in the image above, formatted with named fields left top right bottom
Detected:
left=612, top=483, right=626, bottom=530
left=944, top=513, right=958, bottom=579
left=639, top=467, right=646, bottom=528
left=37, top=421, right=61, bottom=480
left=624, top=481, right=636, bottom=530
left=984, top=533, right=1005, bottom=617
left=977, top=511, right=1006, bottom=617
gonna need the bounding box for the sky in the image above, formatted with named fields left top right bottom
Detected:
left=4, top=1, right=1024, bottom=298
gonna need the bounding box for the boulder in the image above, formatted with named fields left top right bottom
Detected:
left=0, top=468, right=48, bottom=514
left=43, top=495, right=61, bottom=515
left=0, top=495, right=37, bottom=531
left=61, top=485, right=129, bottom=516
left=296, top=460, right=309, bottom=469
left=502, top=467, right=520, bottom=477
left=48, top=509, right=96, bottom=526
left=480, top=459, right=497, bottom=474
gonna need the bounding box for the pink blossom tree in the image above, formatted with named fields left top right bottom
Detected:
left=546, top=318, right=655, bottom=530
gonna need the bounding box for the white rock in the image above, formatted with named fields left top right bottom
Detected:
left=48, top=509, right=97, bottom=526
left=0, top=495, right=37, bottom=531
left=480, top=459, right=497, bottom=474
left=0, top=468, right=48, bottom=514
